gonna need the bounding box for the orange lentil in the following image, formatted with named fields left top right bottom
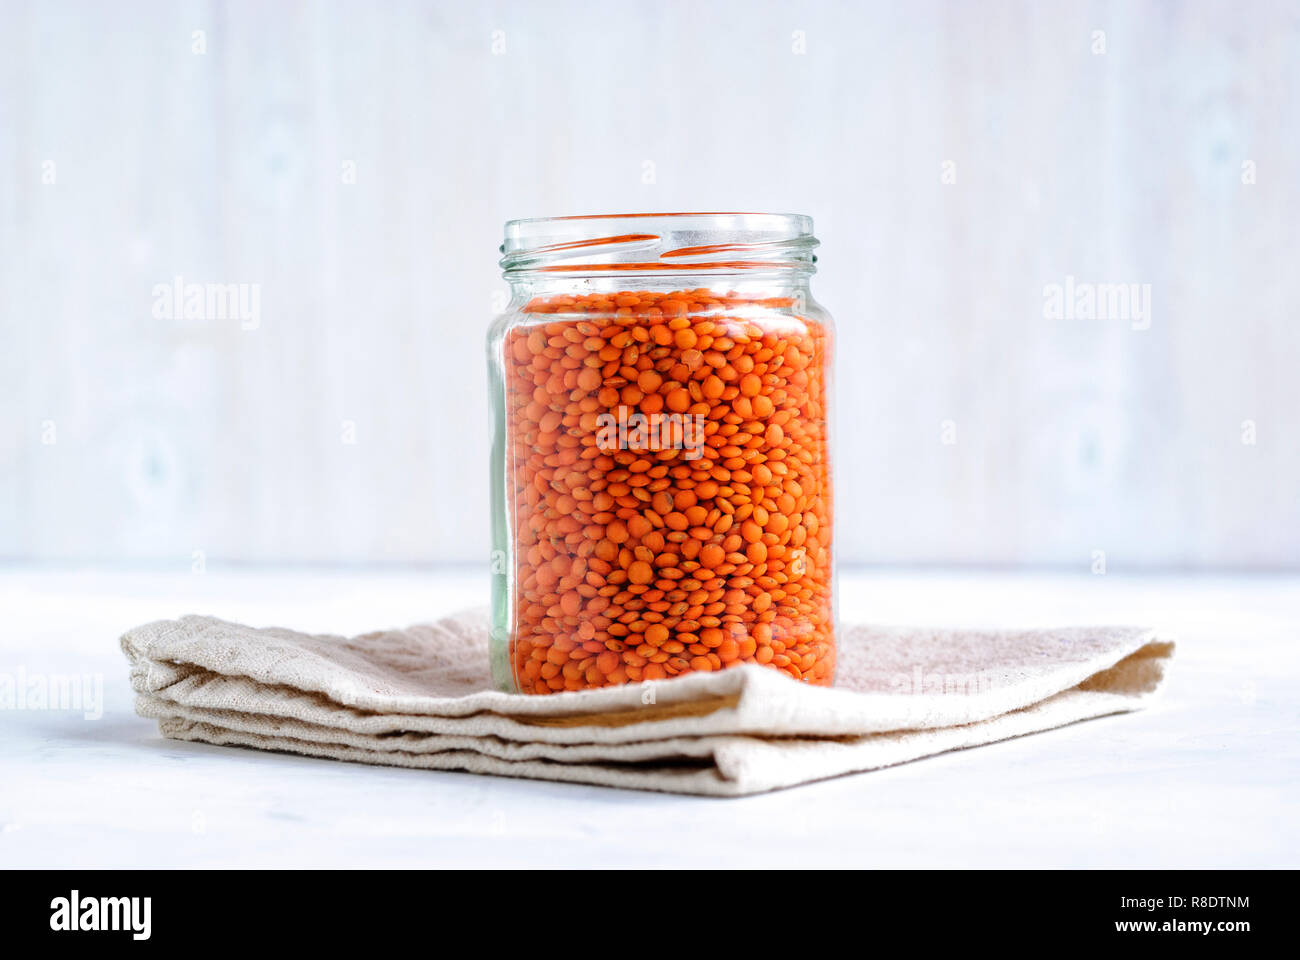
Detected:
left=699, top=543, right=726, bottom=568
left=665, top=387, right=692, bottom=413
left=500, top=289, right=834, bottom=693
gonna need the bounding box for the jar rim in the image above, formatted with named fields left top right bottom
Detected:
left=500, top=212, right=818, bottom=278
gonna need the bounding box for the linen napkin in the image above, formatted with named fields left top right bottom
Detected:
left=120, top=610, right=1173, bottom=796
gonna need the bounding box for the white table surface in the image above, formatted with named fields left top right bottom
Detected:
left=2, top=567, right=1297, bottom=869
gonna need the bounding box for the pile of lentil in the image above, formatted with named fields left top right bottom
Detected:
left=503, top=288, right=833, bottom=694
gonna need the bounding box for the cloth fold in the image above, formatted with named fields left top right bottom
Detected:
left=120, top=610, right=1173, bottom=796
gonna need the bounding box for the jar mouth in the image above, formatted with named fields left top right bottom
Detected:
left=500, top=212, right=818, bottom=278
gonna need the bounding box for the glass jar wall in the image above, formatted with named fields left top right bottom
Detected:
left=488, top=214, right=835, bottom=694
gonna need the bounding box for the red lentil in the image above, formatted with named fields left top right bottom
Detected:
left=501, top=288, right=834, bottom=693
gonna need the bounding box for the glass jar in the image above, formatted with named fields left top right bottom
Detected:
left=488, top=213, right=835, bottom=694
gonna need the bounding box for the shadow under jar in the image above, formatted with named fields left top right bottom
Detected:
left=488, top=213, right=836, bottom=694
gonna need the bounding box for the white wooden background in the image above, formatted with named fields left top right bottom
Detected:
left=2, top=0, right=1297, bottom=568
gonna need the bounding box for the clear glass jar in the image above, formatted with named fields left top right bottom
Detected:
left=488, top=213, right=835, bottom=694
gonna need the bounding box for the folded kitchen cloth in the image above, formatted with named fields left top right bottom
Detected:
left=120, top=611, right=1173, bottom=797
